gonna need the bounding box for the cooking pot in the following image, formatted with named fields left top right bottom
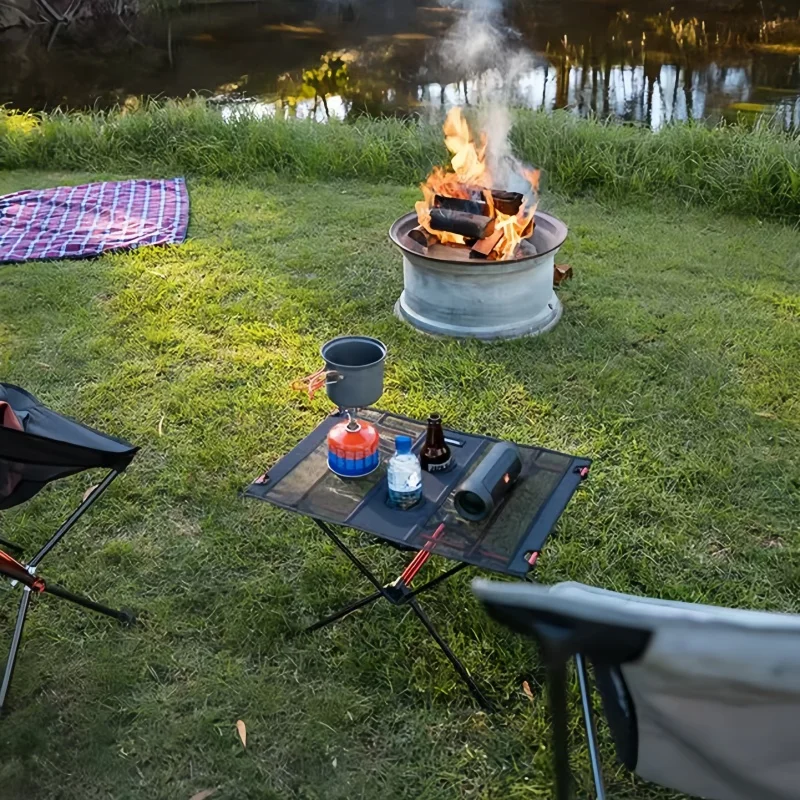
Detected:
left=294, top=336, right=387, bottom=409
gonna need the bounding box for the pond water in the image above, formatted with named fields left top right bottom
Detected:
left=2, top=0, right=800, bottom=130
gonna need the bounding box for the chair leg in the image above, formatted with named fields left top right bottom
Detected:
left=29, top=469, right=119, bottom=569
left=546, top=658, right=572, bottom=800
left=0, top=537, right=24, bottom=556
left=0, top=587, right=33, bottom=713
left=576, top=653, right=607, bottom=800
left=43, top=582, right=136, bottom=626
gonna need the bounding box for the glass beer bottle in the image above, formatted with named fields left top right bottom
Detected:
left=420, top=413, right=453, bottom=473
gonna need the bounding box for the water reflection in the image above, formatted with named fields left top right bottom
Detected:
left=2, top=0, right=799, bottom=130
left=221, top=96, right=349, bottom=122
left=219, top=60, right=800, bottom=131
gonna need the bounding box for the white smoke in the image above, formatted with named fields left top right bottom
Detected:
left=439, top=0, right=535, bottom=195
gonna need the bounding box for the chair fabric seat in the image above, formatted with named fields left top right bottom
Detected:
left=474, top=579, right=800, bottom=800
left=0, top=383, right=138, bottom=509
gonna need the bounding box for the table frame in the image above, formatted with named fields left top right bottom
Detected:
left=246, top=409, right=590, bottom=708
left=307, top=519, right=492, bottom=710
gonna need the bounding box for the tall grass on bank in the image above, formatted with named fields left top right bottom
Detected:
left=2, top=100, right=800, bottom=219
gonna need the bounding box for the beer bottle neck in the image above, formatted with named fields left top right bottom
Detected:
left=426, top=419, right=445, bottom=447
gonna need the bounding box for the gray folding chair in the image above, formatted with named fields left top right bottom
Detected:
left=473, top=579, right=800, bottom=800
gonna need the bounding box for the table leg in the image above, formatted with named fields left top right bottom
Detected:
left=405, top=563, right=469, bottom=599
left=309, top=520, right=490, bottom=709
left=314, top=520, right=388, bottom=597
left=407, top=596, right=493, bottom=711
left=303, top=564, right=467, bottom=633
left=304, top=589, right=383, bottom=633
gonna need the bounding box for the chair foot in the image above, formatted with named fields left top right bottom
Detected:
left=118, top=609, right=137, bottom=627
left=0, top=587, right=33, bottom=714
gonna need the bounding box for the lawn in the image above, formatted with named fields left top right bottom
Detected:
left=0, top=169, right=798, bottom=800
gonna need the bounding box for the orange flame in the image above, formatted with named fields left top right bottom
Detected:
left=415, top=108, right=539, bottom=260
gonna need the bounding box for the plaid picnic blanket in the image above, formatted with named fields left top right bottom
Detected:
left=0, top=178, right=189, bottom=264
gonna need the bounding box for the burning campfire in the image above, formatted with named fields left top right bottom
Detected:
left=413, top=108, right=540, bottom=261
left=389, top=107, right=567, bottom=340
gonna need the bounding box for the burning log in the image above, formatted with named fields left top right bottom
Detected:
left=413, top=109, right=541, bottom=261
left=521, top=216, right=535, bottom=239
left=408, top=226, right=438, bottom=249
left=490, top=190, right=524, bottom=216
left=429, top=208, right=495, bottom=240
left=470, top=229, right=505, bottom=259
left=434, top=194, right=490, bottom=217
left=435, top=191, right=524, bottom=218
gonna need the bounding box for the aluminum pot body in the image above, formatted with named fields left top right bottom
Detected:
left=321, top=336, right=386, bottom=409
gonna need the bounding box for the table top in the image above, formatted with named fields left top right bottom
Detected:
left=244, top=409, right=590, bottom=577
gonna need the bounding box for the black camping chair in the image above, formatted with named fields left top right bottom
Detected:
left=0, top=383, right=139, bottom=712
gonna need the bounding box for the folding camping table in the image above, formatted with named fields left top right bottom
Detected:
left=244, top=408, right=590, bottom=708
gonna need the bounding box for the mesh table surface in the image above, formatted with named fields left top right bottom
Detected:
left=245, top=409, right=590, bottom=577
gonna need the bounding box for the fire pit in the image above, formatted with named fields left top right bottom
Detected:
left=389, top=108, right=568, bottom=340
left=390, top=210, right=567, bottom=339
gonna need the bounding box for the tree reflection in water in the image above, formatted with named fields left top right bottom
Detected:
left=1, top=1, right=798, bottom=129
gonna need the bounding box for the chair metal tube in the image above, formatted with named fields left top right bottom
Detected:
left=547, top=659, right=572, bottom=800
left=576, top=653, right=607, bottom=800
left=29, top=470, right=119, bottom=568
left=44, top=582, right=135, bottom=625
left=0, top=587, right=32, bottom=712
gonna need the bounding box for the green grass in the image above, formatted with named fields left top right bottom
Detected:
left=0, top=169, right=799, bottom=800
left=2, top=101, right=800, bottom=220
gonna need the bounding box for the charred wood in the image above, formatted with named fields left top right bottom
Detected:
left=408, top=227, right=438, bottom=249
left=429, top=208, right=495, bottom=239
left=470, top=229, right=504, bottom=258
left=490, top=190, right=524, bottom=215
left=434, top=194, right=490, bottom=216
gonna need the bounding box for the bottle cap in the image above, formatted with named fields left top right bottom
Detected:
left=395, top=435, right=412, bottom=454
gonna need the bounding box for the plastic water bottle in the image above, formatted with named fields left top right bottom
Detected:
left=387, top=435, right=423, bottom=509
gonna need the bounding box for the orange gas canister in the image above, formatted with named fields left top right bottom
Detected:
left=327, top=415, right=380, bottom=478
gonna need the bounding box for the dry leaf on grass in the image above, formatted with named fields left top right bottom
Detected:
left=236, top=719, right=247, bottom=748
left=82, top=484, right=99, bottom=502
left=189, top=790, right=216, bottom=800
left=522, top=680, right=534, bottom=701
left=158, top=414, right=165, bottom=435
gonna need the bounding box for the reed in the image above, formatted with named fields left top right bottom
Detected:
left=2, top=99, right=799, bottom=219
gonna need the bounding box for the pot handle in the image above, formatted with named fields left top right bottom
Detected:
left=291, top=368, right=343, bottom=400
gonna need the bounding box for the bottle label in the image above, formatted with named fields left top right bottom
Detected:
left=425, top=457, right=453, bottom=474
left=388, top=471, right=422, bottom=492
